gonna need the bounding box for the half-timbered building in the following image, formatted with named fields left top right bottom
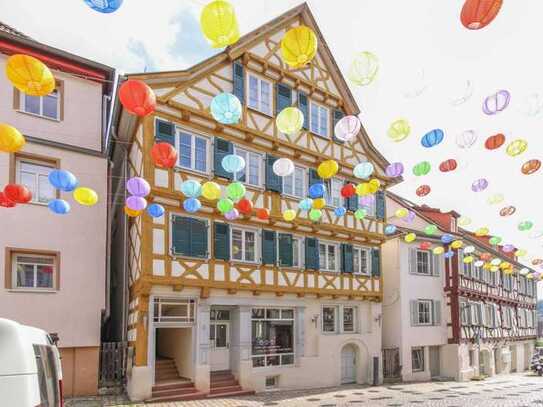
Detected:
left=110, top=4, right=397, bottom=402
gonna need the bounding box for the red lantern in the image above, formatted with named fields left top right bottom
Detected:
left=119, top=79, right=156, bottom=117
left=419, top=242, right=432, bottom=250
left=460, top=0, right=502, bottom=30
left=0, top=192, right=16, bottom=208
left=484, top=133, right=505, bottom=150
left=3, top=184, right=32, bottom=203
left=521, top=159, right=541, bottom=175
left=439, top=159, right=457, bottom=173
left=480, top=253, right=492, bottom=261
left=237, top=198, right=253, bottom=215
left=341, top=183, right=356, bottom=198
left=256, top=208, right=270, bottom=220
left=416, top=185, right=431, bottom=197
left=151, top=143, right=178, bottom=168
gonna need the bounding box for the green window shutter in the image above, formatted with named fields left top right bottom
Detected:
left=376, top=190, right=385, bottom=220
left=233, top=61, right=245, bottom=104
left=371, top=248, right=381, bottom=277
left=265, top=155, right=283, bottom=193
left=171, top=216, right=191, bottom=256
left=305, top=237, right=319, bottom=270
left=213, top=138, right=233, bottom=180
left=262, top=230, right=277, bottom=265
left=308, top=168, right=321, bottom=188
left=278, top=233, right=293, bottom=267
left=276, top=83, right=292, bottom=116
left=190, top=219, right=208, bottom=258
left=214, top=223, right=230, bottom=260
left=341, top=244, right=354, bottom=273
left=155, top=119, right=175, bottom=145
left=345, top=182, right=358, bottom=211
left=298, top=91, right=309, bottom=130
left=332, top=109, right=345, bottom=144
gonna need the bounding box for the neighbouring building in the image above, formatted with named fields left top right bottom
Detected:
left=0, top=22, right=115, bottom=396
left=109, top=4, right=399, bottom=402
left=382, top=193, right=537, bottom=382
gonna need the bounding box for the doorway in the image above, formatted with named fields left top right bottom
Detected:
left=429, top=346, right=440, bottom=378
left=210, top=308, right=231, bottom=372
left=383, top=348, right=400, bottom=379
left=511, top=346, right=517, bottom=372
left=341, top=344, right=357, bottom=384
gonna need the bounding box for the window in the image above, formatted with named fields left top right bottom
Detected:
left=21, top=89, right=60, bottom=120
left=178, top=130, right=209, bottom=173
left=265, top=376, right=279, bottom=388
left=343, top=307, right=356, bottom=333
left=460, top=301, right=471, bottom=325
left=16, top=158, right=56, bottom=204
left=353, top=247, right=370, bottom=275
left=412, top=347, right=425, bottom=372
left=471, top=302, right=483, bottom=326
left=11, top=252, right=57, bottom=290
left=283, top=166, right=306, bottom=198
left=232, top=228, right=257, bottom=263
left=210, top=309, right=231, bottom=321
left=322, top=306, right=337, bottom=333
left=251, top=308, right=294, bottom=367
left=322, top=305, right=357, bottom=334
left=234, top=147, right=262, bottom=187
left=325, top=178, right=343, bottom=208
left=485, top=304, right=496, bottom=328
left=319, top=242, right=338, bottom=272
left=416, top=300, right=432, bottom=325
left=171, top=216, right=208, bottom=258
left=292, top=236, right=304, bottom=268
left=247, top=74, right=272, bottom=115
left=416, top=250, right=431, bottom=275
left=469, top=350, right=475, bottom=367
left=309, top=101, right=329, bottom=137
left=153, top=297, right=195, bottom=324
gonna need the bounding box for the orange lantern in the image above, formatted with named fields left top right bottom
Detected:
left=419, top=242, right=432, bottom=250
left=521, top=159, right=541, bottom=175
left=119, top=80, right=156, bottom=117
left=256, top=208, right=270, bottom=220
left=124, top=206, right=142, bottom=217
left=460, top=0, right=503, bottom=30
left=439, top=159, right=457, bottom=173
left=151, top=143, right=178, bottom=168
left=499, top=206, right=516, bottom=217
left=484, top=133, right=505, bottom=150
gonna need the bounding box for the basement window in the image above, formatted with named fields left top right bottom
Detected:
left=265, top=376, right=279, bottom=389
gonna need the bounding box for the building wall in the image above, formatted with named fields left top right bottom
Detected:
left=59, top=346, right=100, bottom=397
left=381, top=238, right=402, bottom=351
left=156, top=327, right=194, bottom=379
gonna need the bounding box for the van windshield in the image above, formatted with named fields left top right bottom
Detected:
left=33, top=344, right=60, bottom=407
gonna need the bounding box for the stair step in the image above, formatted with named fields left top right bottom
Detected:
left=152, top=386, right=198, bottom=398
left=211, top=378, right=238, bottom=387
left=155, top=359, right=175, bottom=365
left=155, top=366, right=179, bottom=374
left=207, top=389, right=255, bottom=399
left=152, top=380, right=193, bottom=392
left=210, top=384, right=243, bottom=394
left=147, top=391, right=208, bottom=403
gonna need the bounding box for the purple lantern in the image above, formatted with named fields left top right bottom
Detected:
left=225, top=208, right=239, bottom=220
left=385, top=162, right=404, bottom=178
left=126, top=196, right=147, bottom=211
left=402, top=210, right=416, bottom=224
left=126, top=177, right=150, bottom=197
left=471, top=178, right=488, bottom=192
left=502, top=244, right=515, bottom=253
left=359, top=195, right=375, bottom=207
left=482, top=90, right=510, bottom=115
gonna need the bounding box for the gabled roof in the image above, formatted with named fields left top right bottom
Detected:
left=0, top=21, right=30, bottom=39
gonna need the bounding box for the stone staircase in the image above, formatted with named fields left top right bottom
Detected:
left=146, top=358, right=206, bottom=403
left=207, top=370, right=255, bottom=399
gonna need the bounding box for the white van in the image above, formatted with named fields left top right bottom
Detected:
left=0, top=318, right=63, bottom=406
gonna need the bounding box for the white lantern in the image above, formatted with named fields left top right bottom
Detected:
left=456, top=129, right=477, bottom=149
left=334, top=115, right=361, bottom=142
left=272, top=157, right=295, bottom=177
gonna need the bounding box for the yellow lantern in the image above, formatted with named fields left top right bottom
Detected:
left=276, top=107, right=304, bottom=135
left=201, top=181, right=222, bottom=200
left=515, top=249, right=527, bottom=257
left=368, top=178, right=381, bottom=193
left=506, top=139, right=528, bottom=157
left=475, top=227, right=489, bottom=237
left=280, top=26, right=318, bottom=68
left=404, top=232, right=417, bottom=243
left=527, top=273, right=534, bottom=280
left=395, top=208, right=408, bottom=218
left=356, top=182, right=371, bottom=197
left=0, top=123, right=25, bottom=153
left=451, top=240, right=463, bottom=249
left=490, top=265, right=499, bottom=272
left=283, top=209, right=297, bottom=222
left=317, top=160, right=339, bottom=179
left=124, top=206, right=141, bottom=217
left=312, top=198, right=326, bottom=210
left=73, top=187, right=98, bottom=206
left=433, top=247, right=444, bottom=255
left=463, top=255, right=474, bottom=264
left=457, top=216, right=471, bottom=226
left=348, top=51, right=379, bottom=86
left=483, top=263, right=492, bottom=271
left=499, top=262, right=511, bottom=270
left=387, top=119, right=411, bottom=142
left=200, top=0, right=240, bottom=48
left=6, top=54, right=55, bottom=96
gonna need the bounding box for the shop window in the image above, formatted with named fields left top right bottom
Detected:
left=251, top=308, right=294, bottom=368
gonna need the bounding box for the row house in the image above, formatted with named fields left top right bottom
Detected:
left=109, top=4, right=398, bottom=402
left=0, top=22, right=115, bottom=396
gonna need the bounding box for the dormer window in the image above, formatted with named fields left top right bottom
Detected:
left=247, top=74, right=272, bottom=115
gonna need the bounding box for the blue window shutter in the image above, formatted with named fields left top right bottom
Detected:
left=371, top=248, right=381, bottom=277
left=265, top=155, right=283, bottom=193
left=298, top=91, right=309, bottom=130
left=190, top=219, right=208, bottom=258
left=171, top=216, right=191, bottom=256
left=308, top=168, right=321, bottom=188
left=278, top=233, right=293, bottom=267
left=262, top=230, right=277, bottom=265
left=332, top=109, right=345, bottom=144
left=345, top=182, right=358, bottom=211
left=233, top=61, right=244, bottom=104
left=214, top=223, right=230, bottom=260
left=305, top=238, right=319, bottom=270
left=213, top=138, right=233, bottom=180
left=376, top=190, right=385, bottom=220
left=155, top=119, right=175, bottom=145
left=341, top=244, right=354, bottom=273
left=276, top=83, right=292, bottom=116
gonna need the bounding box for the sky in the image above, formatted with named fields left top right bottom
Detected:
left=2, top=0, right=543, bottom=288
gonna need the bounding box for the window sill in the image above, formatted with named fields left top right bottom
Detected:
left=230, top=260, right=260, bottom=266
left=16, top=110, right=61, bottom=122
left=170, top=253, right=209, bottom=261
left=7, top=289, right=57, bottom=293
left=247, top=106, right=273, bottom=118
left=173, top=166, right=210, bottom=178
left=310, top=131, right=331, bottom=140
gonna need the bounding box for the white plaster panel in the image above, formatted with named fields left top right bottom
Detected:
left=154, top=169, right=169, bottom=188
left=153, top=259, right=165, bottom=276
left=215, top=264, right=225, bottom=281
left=153, top=229, right=165, bottom=255
left=172, top=261, right=183, bottom=277
left=265, top=269, right=274, bottom=285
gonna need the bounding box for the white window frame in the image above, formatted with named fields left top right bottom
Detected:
left=319, top=241, right=339, bottom=272
left=416, top=300, right=433, bottom=326
left=325, top=177, right=343, bottom=208
left=251, top=307, right=295, bottom=368
left=233, top=146, right=264, bottom=188
left=12, top=253, right=56, bottom=291
left=282, top=165, right=307, bottom=199
left=20, top=89, right=60, bottom=121
left=231, top=226, right=259, bottom=264
left=321, top=305, right=357, bottom=334
left=412, top=347, right=425, bottom=372
left=416, top=250, right=431, bottom=275
left=470, top=302, right=483, bottom=326
left=247, top=73, right=272, bottom=116
left=16, top=158, right=56, bottom=205
left=341, top=306, right=356, bottom=333
left=309, top=100, right=330, bottom=138
left=353, top=246, right=371, bottom=276
left=152, top=297, right=196, bottom=325
left=291, top=236, right=304, bottom=269
left=176, top=128, right=210, bottom=174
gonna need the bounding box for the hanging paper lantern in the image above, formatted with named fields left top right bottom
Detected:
left=404, top=233, right=417, bottom=243
left=499, top=206, right=516, bottom=217
left=334, top=115, right=361, bottom=142
left=456, top=130, right=477, bottom=149
left=201, top=181, right=222, bottom=200
left=298, top=198, right=313, bottom=211
left=280, top=26, right=318, bottom=68
left=341, top=184, right=356, bottom=198
left=441, top=234, right=454, bottom=244
left=385, top=162, right=404, bottom=178
left=126, top=196, right=147, bottom=211
left=529, top=230, right=543, bottom=239
left=348, top=51, right=379, bottom=86
left=353, top=162, right=374, bottom=179
left=48, top=169, right=78, bottom=192
left=521, top=159, right=541, bottom=175
left=490, top=258, right=502, bottom=267
left=0, top=192, right=15, bottom=208
left=312, top=198, right=326, bottom=210
left=119, top=80, right=156, bottom=117
left=433, top=247, right=444, bottom=255
left=226, top=182, right=246, bottom=201
left=489, top=236, right=502, bottom=245
left=224, top=208, right=239, bottom=221
left=416, top=185, right=431, bottom=197
left=0, top=124, right=25, bottom=153
left=84, top=0, right=124, bottom=13
left=359, top=194, right=375, bottom=208
left=487, top=193, right=504, bottom=205
left=236, top=198, right=253, bottom=215
left=439, top=159, right=458, bottom=173
left=73, top=187, right=98, bottom=206
left=403, top=210, right=416, bottom=224
left=180, top=180, right=202, bottom=198
left=211, top=93, right=242, bottom=125
left=334, top=207, right=347, bottom=217
left=420, top=242, right=432, bottom=250
left=412, top=161, right=431, bottom=176
left=520, top=267, right=531, bottom=274
left=151, top=143, right=178, bottom=169
left=217, top=198, right=234, bottom=213
left=384, top=224, right=397, bottom=235
left=256, top=208, right=270, bottom=220
left=482, top=89, right=510, bottom=115
left=127, top=177, right=151, bottom=197
left=532, top=259, right=543, bottom=266
left=48, top=199, right=70, bottom=215
left=4, top=184, right=32, bottom=204
left=354, top=208, right=367, bottom=220
left=355, top=183, right=371, bottom=197
left=272, top=157, right=294, bottom=177
left=463, top=256, right=474, bottom=264
left=474, top=260, right=485, bottom=268
left=317, top=160, right=339, bottom=179
left=6, top=54, right=55, bottom=97
left=458, top=216, right=471, bottom=226
left=147, top=203, right=165, bottom=218
left=368, top=179, right=380, bottom=194
left=309, top=183, right=326, bottom=199
left=490, top=265, right=499, bottom=272
left=124, top=206, right=141, bottom=218
left=484, top=133, right=505, bottom=150
left=182, top=197, right=201, bottom=213
left=518, top=221, right=534, bottom=231
left=283, top=209, right=297, bottom=222
left=309, top=208, right=323, bottom=222
left=502, top=244, right=515, bottom=253
left=515, top=249, right=527, bottom=257
left=451, top=240, right=463, bottom=249
left=387, top=119, right=411, bottom=142
left=460, top=0, right=502, bottom=30
left=395, top=208, right=408, bottom=218
left=200, top=0, right=240, bottom=48
left=424, top=225, right=438, bottom=235
left=222, top=154, right=245, bottom=174
left=276, top=107, right=304, bottom=135
left=464, top=245, right=475, bottom=254
left=444, top=251, right=455, bottom=259
left=475, top=227, right=489, bottom=237
left=421, top=129, right=444, bottom=148
left=471, top=178, right=488, bottom=192
left=505, top=139, right=528, bottom=157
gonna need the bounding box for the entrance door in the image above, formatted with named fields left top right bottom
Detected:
left=429, top=346, right=440, bottom=378
left=210, top=322, right=230, bottom=371
left=383, top=348, right=400, bottom=379
left=341, top=345, right=356, bottom=384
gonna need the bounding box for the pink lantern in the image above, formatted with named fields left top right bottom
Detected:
left=126, top=177, right=151, bottom=197
left=334, top=115, right=361, bottom=142
left=225, top=208, right=239, bottom=220
left=502, top=244, right=515, bottom=253
left=126, top=196, right=147, bottom=211
left=385, top=162, right=404, bottom=178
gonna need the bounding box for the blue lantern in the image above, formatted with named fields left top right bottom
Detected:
left=48, top=199, right=70, bottom=215
left=221, top=154, right=245, bottom=174
left=444, top=250, right=455, bottom=259
left=83, top=0, right=123, bottom=13
left=441, top=233, right=454, bottom=244
left=210, top=93, right=242, bottom=125
left=384, top=224, right=397, bottom=235
left=147, top=203, right=165, bottom=218
left=183, top=198, right=201, bottom=213
left=48, top=169, right=78, bottom=192
left=309, top=183, right=326, bottom=199
left=180, top=180, right=202, bottom=198
left=353, top=162, right=374, bottom=179
left=334, top=207, right=347, bottom=217
left=298, top=198, right=313, bottom=211
left=421, top=129, right=444, bottom=148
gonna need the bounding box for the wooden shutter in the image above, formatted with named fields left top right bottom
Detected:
left=304, top=238, right=319, bottom=270
left=433, top=300, right=441, bottom=326
left=191, top=219, right=208, bottom=258
left=261, top=230, right=277, bottom=265
left=214, top=222, right=230, bottom=260
left=265, top=155, right=283, bottom=193
left=233, top=61, right=245, bottom=104
left=155, top=119, right=175, bottom=145
left=410, top=300, right=418, bottom=326
left=409, top=248, right=417, bottom=274
left=332, top=109, right=345, bottom=143
left=432, top=253, right=441, bottom=277
left=213, top=138, right=234, bottom=180
left=341, top=244, right=354, bottom=273
left=278, top=233, right=293, bottom=267
left=494, top=304, right=501, bottom=328
left=345, top=182, right=358, bottom=211
left=376, top=191, right=385, bottom=220
left=275, top=83, right=292, bottom=115
left=457, top=250, right=464, bottom=275
left=171, top=216, right=191, bottom=256
left=371, top=248, right=381, bottom=277
left=298, top=91, right=309, bottom=130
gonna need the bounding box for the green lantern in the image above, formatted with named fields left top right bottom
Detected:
left=412, top=161, right=431, bottom=176
left=489, top=236, right=502, bottom=245
left=354, top=208, right=367, bottom=220
left=518, top=220, right=534, bottom=232
left=217, top=198, right=234, bottom=213
left=424, top=224, right=438, bottom=235
left=226, top=182, right=246, bottom=201
left=309, top=208, right=322, bottom=222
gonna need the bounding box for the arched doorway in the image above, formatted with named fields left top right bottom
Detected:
left=341, top=344, right=358, bottom=384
